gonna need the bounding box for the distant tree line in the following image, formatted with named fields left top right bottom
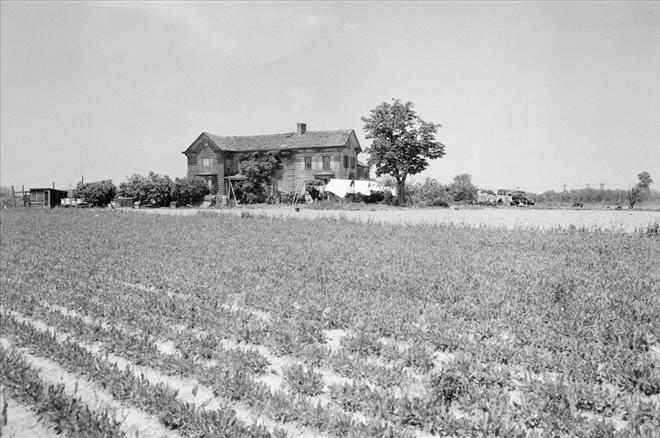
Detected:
left=377, top=171, right=658, bottom=208
left=534, top=188, right=658, bottom=206
left=378, top=173, right=478, bottom=206
left=533, top=172, right=657, bottom=207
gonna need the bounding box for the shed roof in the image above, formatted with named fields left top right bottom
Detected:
left=29, top=188, right=67, bottom=193
left=184, top=129, right=357, bottom=154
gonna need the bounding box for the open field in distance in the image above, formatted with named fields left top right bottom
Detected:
left=139, top=205, right=660, bottom=233
left=1, top=209, right=658, bottom=437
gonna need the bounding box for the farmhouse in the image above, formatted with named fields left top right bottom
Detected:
left=183, top=123, right=368, bottom=195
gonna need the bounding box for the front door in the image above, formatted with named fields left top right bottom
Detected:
left=204, top=175, right=216, bottom=193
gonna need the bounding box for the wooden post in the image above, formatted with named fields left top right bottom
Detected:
left=11, top=185, right=16, bottom=208
left=22, top=185, right=25, bottom=207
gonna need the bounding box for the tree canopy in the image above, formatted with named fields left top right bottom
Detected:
left=233, top=152, right=282, bottom=203
left=118, top=172, right=174, bottom=207
left=362, top=99, right=445, bottom=204
left=73, top=180, right=116, bottom=206
left=629, top=171, right=654, bottom=208
left=449, top=173, right=478, bottom=202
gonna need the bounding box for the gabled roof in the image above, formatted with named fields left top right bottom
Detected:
left=184, top=129, right=358, bottom=154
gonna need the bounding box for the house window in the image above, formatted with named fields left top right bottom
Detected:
left=304, top=156, right=312, bottom=169
left=343, top=155, right=349, bottom=168
left=202, top=158, right=211, bottom=169
left=350, top=157, right=355, bottom=168
left=322, top=156, right=331, bottom=170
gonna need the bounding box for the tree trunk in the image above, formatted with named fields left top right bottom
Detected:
left=397, top=180, right=406, bottom=205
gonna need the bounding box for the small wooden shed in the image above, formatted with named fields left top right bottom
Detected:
left=29, top=188, right=68, bottom=208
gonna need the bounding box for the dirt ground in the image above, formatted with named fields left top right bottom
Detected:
left=2, top=398, right=59, bottom=438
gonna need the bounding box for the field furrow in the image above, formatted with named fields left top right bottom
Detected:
left=2, top=308, right=424, bottom=438
left=0, top=338, right=172, bottom=438
left=1, top=397, right=63, bottom=438
left=2, top=209, right=658, bottom=437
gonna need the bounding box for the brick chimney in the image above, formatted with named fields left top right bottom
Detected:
left=296, top=122, right=307, bottom=135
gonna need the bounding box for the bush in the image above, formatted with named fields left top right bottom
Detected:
left=345, top=191, right=384, bottom=204
left=118, top=172, right=174, bottom=207
left=73, top=180, right=117, bottom=207
left=345, top=193, right=365, bottom=203
left=408, top=177, right=450, bottom=206
left=172, top=176, right=209, bottom=206
left=431, top=198, right=449, bottom=207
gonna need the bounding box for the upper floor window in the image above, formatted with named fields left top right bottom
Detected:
left=343, top=155, right=349, bottom=168
left=350, top=157, right=356, bottom=168
left=322, top=156, right=331, bottom=170
left=304, top=156, right=312, bottom=169
left=202, top=158, right=211, bottom=169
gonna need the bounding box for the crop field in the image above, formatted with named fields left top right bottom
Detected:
left=1, top=208, right=659, bottom=437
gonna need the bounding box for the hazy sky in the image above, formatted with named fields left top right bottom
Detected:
left=1, top=1, right=658, bottom=192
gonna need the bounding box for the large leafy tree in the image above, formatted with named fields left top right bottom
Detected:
left=362, top=99, right=446, bottom=204
left=233, top=152, right=282, bottom=203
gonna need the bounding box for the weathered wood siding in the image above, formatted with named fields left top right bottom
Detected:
left=185, top=132, right=363, bottom=195
left=186, top=145, right=225, bottom=194
left=275, top=142, right=361, bottom=192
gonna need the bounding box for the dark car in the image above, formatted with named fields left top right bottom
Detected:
left=512, top=191, right=535, bottom=206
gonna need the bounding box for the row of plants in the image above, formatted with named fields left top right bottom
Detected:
left=2, top=306, right=428, bottom=437
left=3, top=261, right=654, bottom=432
left=5, top=281, right=645, bottom=437
left=2, top=209, right=659, bottom=435
left=2, top=299, right=422, bottom=437
left=23, top=262, right=653, bottom=408
left=0, top=345, right=126, bottom=438
left=3, top=276, right=436, bottom=407
left=0, top=312, right=285, bottom=438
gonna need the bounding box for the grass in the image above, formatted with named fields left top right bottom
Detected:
left=1, top=208, right=658, bottom=437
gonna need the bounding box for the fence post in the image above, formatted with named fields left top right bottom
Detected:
left=11, top=186, right=16, bottom=208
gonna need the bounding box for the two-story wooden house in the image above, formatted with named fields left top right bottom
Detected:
left=182, top=123, right=368, bottom=195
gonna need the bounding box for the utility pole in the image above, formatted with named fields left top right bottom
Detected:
left=11, top=186, right=16, bottom=208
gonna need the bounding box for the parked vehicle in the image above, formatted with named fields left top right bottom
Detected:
left=512, top=191, right=535, bottom=206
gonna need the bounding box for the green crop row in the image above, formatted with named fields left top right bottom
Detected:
left=0, top=313, right=283, bottom=438
left=0, top=346, right=125, bottom=438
